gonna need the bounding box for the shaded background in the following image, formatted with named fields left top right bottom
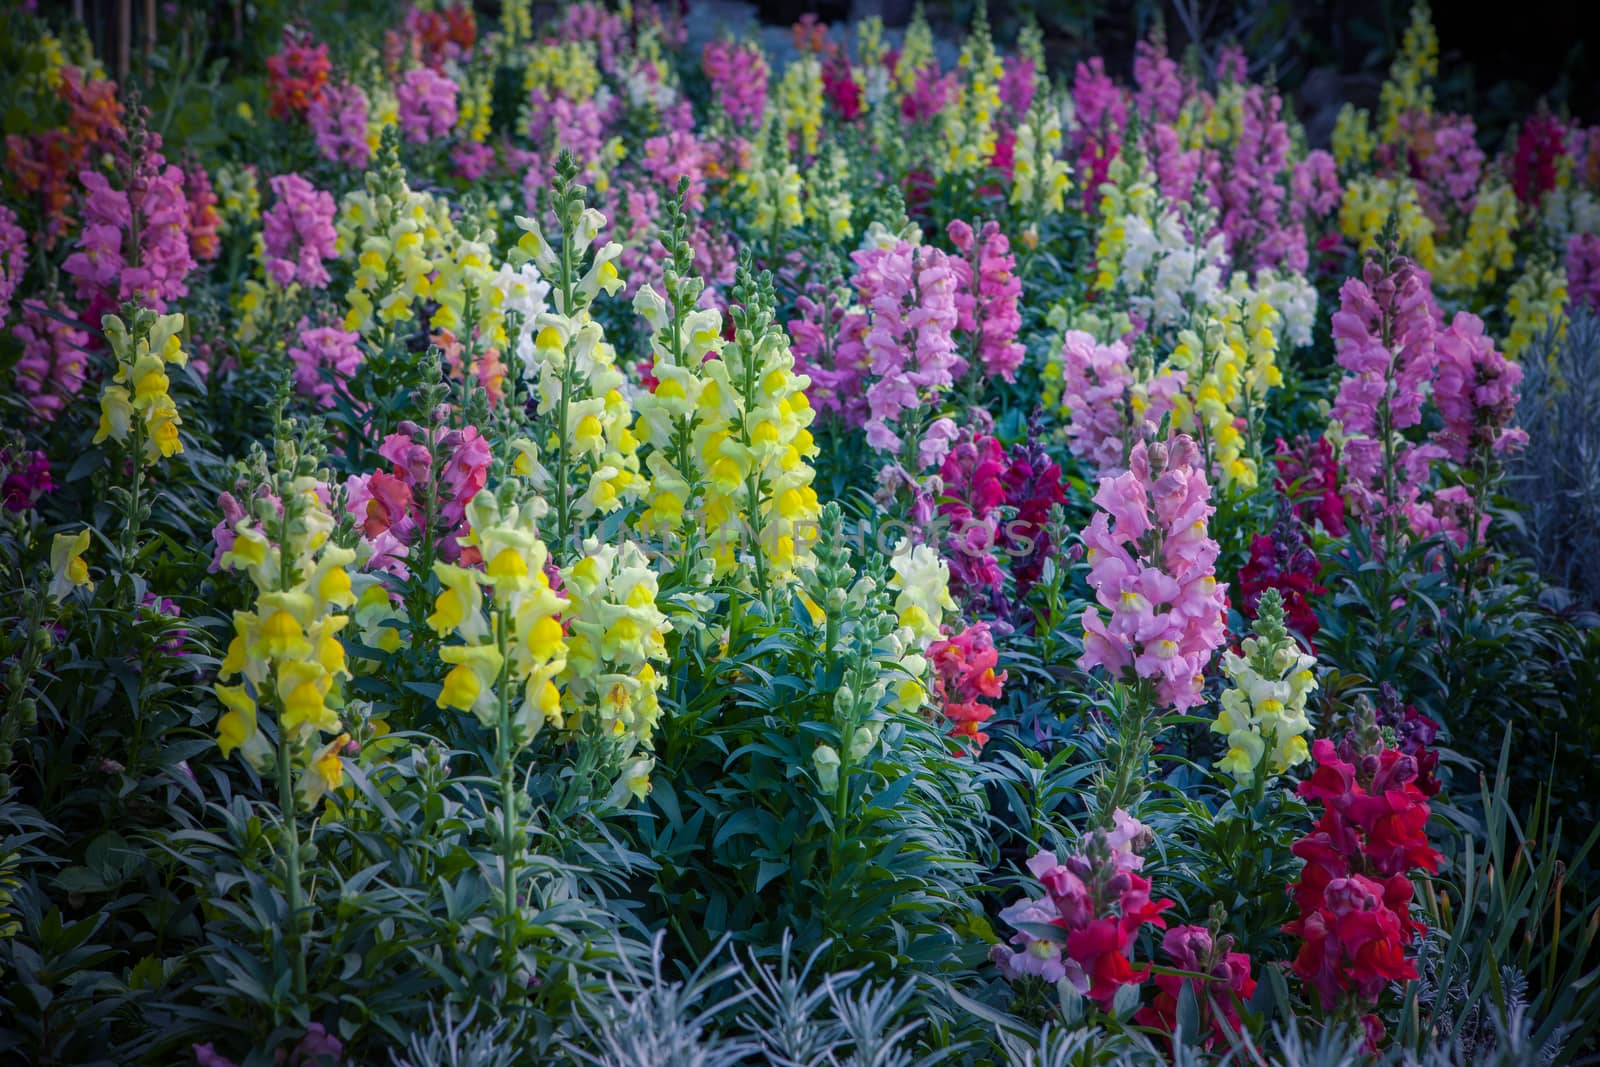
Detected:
left=741, top=0, right=1597, bottom=149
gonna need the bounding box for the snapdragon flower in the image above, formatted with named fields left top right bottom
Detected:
left=430, top=491, right=569, bottom=741
left=949, top=219, right=1025, bottom=383
left=0, top=205, right=29, bottom=330
left=263, top=174, right=338, bottom=290
left=308, top=82, right=372, bottom=168
left=991, top=810, right=1172, bottom=1006
left=836, top=235, right=963, bottom=463
left=1502, top=259, right=1568, bottom=361
left=396, top=67, right=459, bottom=144
left=213, top=473, right=356, bottom=808
left=1213, top=587, right=1318, bottom=784
left=94, top=310, right=187, bottom=463
left=702, top=39, right=768, bottom=131
left=13, top=300, right=90, bottom=422
left=1079, top=435, right=1228, bottom=713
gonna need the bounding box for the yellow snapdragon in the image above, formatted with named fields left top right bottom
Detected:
left=1339, top=176, right=1436, bottom=268
left=336, top=156, right=457, bottom=335
left=776, top=55, right=824, bottom=159
left=1504, top=261, right=1568, bottom=362
left=1378, top=4, right=1439, bottom=142
left=431, top=491, right=570, bottom=742
left=214, top=475, right=357, bottom=808
left=1331, top=104, right=1375, bottom=174
left=95, top=311, right=187, bottom=463
left=1433, top=179, right=1518, bottom=292
left=560, top=537, right=670, bottom=749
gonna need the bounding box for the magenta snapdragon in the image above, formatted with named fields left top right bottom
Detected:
left=1431, top=311, right=1527, bottom=463
left=1070, top=58, right=1126, bottom=208
left=63, top=145, right=195, bottom=317
left=396, top=67, right=459, bottom=143
left=263, top=174, right=338, bottom=291
left=13, top=300, right=91, bottom=422
left=1421, top=115, right=1484, bottom=219
left=1568, top=233, right=1600, bottom=311
left=702, top=39, right=768, bottom=131
left=1132, top=37, right=1186, bottom=125
left=0, top=205, right=28, bottom=330
left=1058, top=330, right=1135, bottom=475
left=949, top=220, right=1026, bottom=383
left=1329, top=251, right=1442, bottom=530
left=289, top=321, right=363, bottom=408
left=1079, top=435, right=1228, bottom=712
left=1207, top=86, right=1302, bottom=272
left=308, top=82, right=372, bottom=168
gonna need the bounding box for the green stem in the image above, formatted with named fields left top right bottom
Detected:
left=494, top=605, right=519, bottom=992
left=555, top=225, right=576, bottom=550
left=277, top=719, right=307, bottom=1005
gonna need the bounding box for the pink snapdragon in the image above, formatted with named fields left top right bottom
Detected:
left=1567, top=233, right=1600, bottom=311
left=1132, top=36, right=1186, bottom=124
left=1058, top=331, right=1135, bottom=475
left=289, top=321, right=363, bottom=408
left=642, top=132, right=706, bottom=210
left=308, top=82, right=372, bottom=168
left=0, top=205, right=26, bottom=330
left=1291, top=150, right=1342, bottom=219
left=937, top=430, right=1010, bottom=596
left=1215, top=45, right=1248, bottom=84
left=1421, top=115, right=1484, bottom=218
left=1079, top=435, right=1228, bottom=712
left=396, top=67, right=459, bottom=143
left=1430, top=312, right=1527, bottom=463
left=12, top=300, right=90, bottom=421
left=63, top=145, right=195, bottom=317
left=788, top=287, right=869, bottom=426
left=991, top=810, right=1172, bottom=1005
left=1070, top=58, right=1126, bottom=207
left=702, top=39, right=767, bottom=130
left=345, top=421, right=492, bottom=574
left=998, top=55, right=1037, bottom=119
left=1329, top=250, right=1440, bottom=529
left=948, top=220, right=1025, bottom=382
left=837, top=240, right=963, bottom=461
left=263, top=174, right=337, bottom=290
left=1208, top=86, right=1302, bottom=272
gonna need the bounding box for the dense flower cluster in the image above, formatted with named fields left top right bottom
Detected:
left=991, top=810, right=1172, bottom=1005
left=64, top=140, right=195, bottom=317
left=12, top=300, right=90, bottom=422
left=927, top=621, right=1006, bottom=749
left=94, top=310, right=187, bottom=463
left=266, top=28, right=331, bottom=121
left=1134, top=925, right=1257, bottom=1050
left=345, top=420, right=490, bottom=576
left=1079, top=435, right=1229, bottom=712
left=949, top=219, right=1025, bottom=382
left=1284, top=733, right=1442, bottom=1047
left=212, top=476, right=356, bottom=807
left=263, top=174, right=338, bottom=290
left=1213, top=587, right=1318, bottom=784
left=839, top=236, right=963, bottom=463
left=0, top=205, right=28, bottom=329
left=1238, top=512, right=1326, bottom=646
left=396, top=67, right=459, bottom=144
